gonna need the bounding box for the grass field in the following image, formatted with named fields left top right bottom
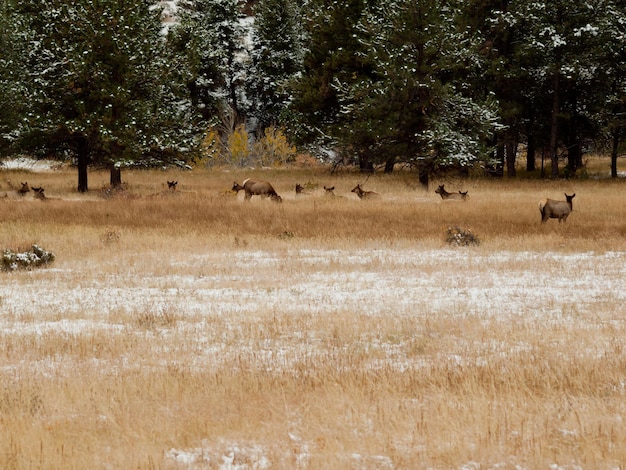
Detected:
left=1, top=157, right=626, bottom=468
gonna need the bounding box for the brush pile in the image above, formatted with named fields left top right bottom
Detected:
left=445, top=226, right=480, bottom=247
left=1, top=245, right=56, bottom=271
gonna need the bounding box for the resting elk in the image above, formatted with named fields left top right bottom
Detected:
left=351, top=183, right=381, bottom=200
left=32, top=186, right=46, bottom=199
left=232, top=178, right=282, bottom=202
left=18, top=182, right=30, bottom=196
left=435, top=184, right=469, bottom=201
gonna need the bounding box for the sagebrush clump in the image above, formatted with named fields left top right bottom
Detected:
left=1, top=245, right=55, bottom=271
left=445, top=226, right=480, bottom=246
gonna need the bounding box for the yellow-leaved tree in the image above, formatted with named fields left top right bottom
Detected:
left=252, top=126, right=296, bottom=166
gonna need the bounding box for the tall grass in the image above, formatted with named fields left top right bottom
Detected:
left=1, top=160, right=626, bottom=468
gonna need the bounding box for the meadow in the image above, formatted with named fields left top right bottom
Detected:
left=1, top=157, right=626, bottom=469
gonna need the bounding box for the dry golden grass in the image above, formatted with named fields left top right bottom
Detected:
left=1, top=158, right=626, bottom=468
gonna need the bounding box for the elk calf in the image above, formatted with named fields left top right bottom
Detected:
left=435, top=184, right=469, bottom=201
left=233, top=178, right=282, bottom=203
left=351, top=184, right=381, bottom=200
left=539, top=193, right=575, bottom=223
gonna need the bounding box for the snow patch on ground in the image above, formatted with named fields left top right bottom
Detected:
left=2, top=247, right=624, bottom=468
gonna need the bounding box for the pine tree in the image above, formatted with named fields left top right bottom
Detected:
left=480, top=0, right=625, bottom=178
left=169, top=0, right=247, bottom=122
left=246, top=0, right=303, bottom=131
left=338, top=0, right=502, bottom=183
left=14, top=0, right=198, bottom=191
left=0, top=0, right=28, bottom=155
left=288, top=0, right=377, bottom=169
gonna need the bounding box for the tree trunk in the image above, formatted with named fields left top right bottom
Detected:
left=566, top=142, right=582, bottom=177
left=550, top=72, right=560, bottom=179
left=110, top=166, right=122, bottom=187
left=526, top=137, right=536, bottom=172
left=384, top=157, right=395, bottom=174
left=495, top=144, right=505, bottom=177
left=77, top=137, right=89, bottom=193
left=611, top=128, right=620, bottom=178
left=505, top=140, right=517, bottom=178
left=359, top=155, right=374, bottom=173
left=418, top=165, right=429, bottom=189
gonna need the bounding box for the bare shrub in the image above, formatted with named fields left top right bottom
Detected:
left=444, top=226, right=480, bottom=246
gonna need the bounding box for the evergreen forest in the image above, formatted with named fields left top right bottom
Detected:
left=1, top=0, right=625, bottom=190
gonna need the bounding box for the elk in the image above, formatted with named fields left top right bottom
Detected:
left=167, top=181, right=178, bottom=191
left=18, top=182, right=30, bottom=196
left=435, top=184, right=469, bottom=201
left=351, top=183, right=381, bottom=200
left=295, top=183, right=310, bottom=195
left=232, top=178, right=282, bottom=202
left=32, top=186, right=46, bottom=200
left=539, top=193, right=575, bottom=223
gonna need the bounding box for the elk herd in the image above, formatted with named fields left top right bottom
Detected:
left=231, top=179, right=576, bottom=224
left=2, top=178, right=576, bottom=224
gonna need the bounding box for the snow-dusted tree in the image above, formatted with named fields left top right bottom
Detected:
left=483, top=0, right=625, bottom=178
left=338, top=0, right=502, bottom=184
left=288, top=0, right=377, bottom=170
left=169, top=0, right=247, bottom=122
left=589, top=0, right=626, bottom=178
left=0, top=0, right=28, bottom=156
left=14, top=0, right=197, bottom=191
left=246, top=0, right=303, bottom=132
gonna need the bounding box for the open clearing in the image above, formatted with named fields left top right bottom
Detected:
left=1, top=161, right=626, bottom=468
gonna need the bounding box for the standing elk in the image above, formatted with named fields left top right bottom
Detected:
left=232, top=178, right=282, bottom=202
left=351, top=183, right=381, bottom=200
left=435, top=184, right=469, bottom=201
left=539, top=193, right=575, bottom=223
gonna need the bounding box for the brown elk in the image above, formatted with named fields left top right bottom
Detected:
left=351, top=183, right=381, bottom=200
left=295, top=183, right=310, bottom=195
left=32, top=186, right=47, bottom=200
left=18, top=182, right=30, bottom=196
left=167, top=181, right=178, bottom=191
left=324, top=185, right=344, bottom=199
left=232, top=178, right=282, bottom=202
left=435, top=184, right=469, bottom=201
left=539, top=193, right=575, bottom=223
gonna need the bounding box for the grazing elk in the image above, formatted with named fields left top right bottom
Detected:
left=167, top=181, right=178, bottom=191
left=351, top=183, right=381, bottom=200
left=539, top=193, right=575, bottom=223
left=232, top=178, right=282, bottom=202
left=435, top=184, right=469, bottom=201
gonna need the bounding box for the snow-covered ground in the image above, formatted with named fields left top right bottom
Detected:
left=1, top=247, right=624, bottom=467
left=4, top=248, right=624, bottom=326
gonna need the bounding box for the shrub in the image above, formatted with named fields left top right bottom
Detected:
left=444, top=226, right=480, bottom=247
left=1, top=245, right=56, bottom=271
left=252, top=126, right=297, bottom=166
